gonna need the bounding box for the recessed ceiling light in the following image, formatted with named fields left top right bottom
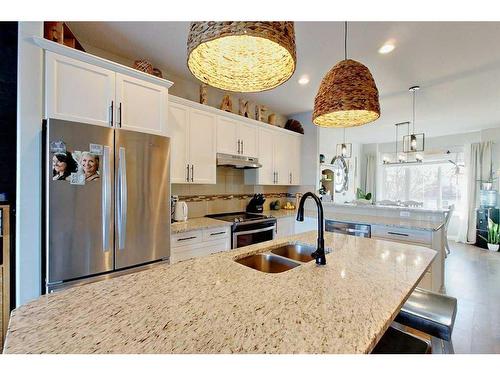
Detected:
left=378, top=41, right=395, bottom=54
left=298, top=75, right=310, bottom=85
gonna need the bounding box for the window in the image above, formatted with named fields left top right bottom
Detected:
left=381, top=160, right=465, bottom=210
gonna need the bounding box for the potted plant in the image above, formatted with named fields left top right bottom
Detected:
left=479, top=218, right=500, bottom=251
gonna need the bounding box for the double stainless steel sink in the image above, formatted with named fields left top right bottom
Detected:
left=235, top=243, right=325, bottom=273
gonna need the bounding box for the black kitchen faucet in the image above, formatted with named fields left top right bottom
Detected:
left=296, top=192, right=326, bottom=265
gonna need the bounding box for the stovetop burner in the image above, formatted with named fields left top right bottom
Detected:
left=206, top=211, right=272, bottom=223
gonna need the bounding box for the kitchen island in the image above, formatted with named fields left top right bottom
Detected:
left=3, top=231, right=435, bottom=354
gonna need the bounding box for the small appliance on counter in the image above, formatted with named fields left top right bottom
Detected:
left=174, top=201, right=188, bottom=222
left=246, top=194, right=265, bottom=213
left=171, top=195, right=178, bottom=223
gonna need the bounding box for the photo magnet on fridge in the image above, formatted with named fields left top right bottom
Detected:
left=89, top=143, right=103, bottom=155
left=50, top=140, right=66, bottom=153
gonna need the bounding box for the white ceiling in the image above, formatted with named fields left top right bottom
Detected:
left=67, top=21, right=500, bottom=143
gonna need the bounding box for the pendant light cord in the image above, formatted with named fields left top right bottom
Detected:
left=412, top=89, right=416, bottom=133
left=344, top=21, right=348, bottom=60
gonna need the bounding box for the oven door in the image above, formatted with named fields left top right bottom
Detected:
left=232, top=222, right=276, bottom=249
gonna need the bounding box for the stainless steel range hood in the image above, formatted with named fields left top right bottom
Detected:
left=217, top=153, right=262, bottom=169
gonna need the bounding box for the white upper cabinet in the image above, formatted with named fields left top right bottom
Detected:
left=216, top=116, right=239, bottom=155
left=188, top=109, right=217, bottom=184
left=238, top=122, right=258, bottom=157
left=216, top=116, right=257, bottom=157
left=115, top=73, right=167, bottom=135
left=168, top=102, right=190, bottom=183
left=168, top=101, right=217, bottom=184
left=45, top=51, right=170, bottom=135
left=245, top=129, right=301, bottom=186
left=45, top=51, right=115, bottom=127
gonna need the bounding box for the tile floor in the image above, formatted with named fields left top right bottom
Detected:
left=445, top=241, right=500, bottom=353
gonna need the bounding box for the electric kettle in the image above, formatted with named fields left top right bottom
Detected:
left=174, top=201, right=188, bottom=222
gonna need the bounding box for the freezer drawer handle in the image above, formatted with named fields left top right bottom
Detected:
left=102, top=146, right=112, bottom=252
left=387, top=231, right=409, bottom=237
left=117, top=147, right=128, bottom=250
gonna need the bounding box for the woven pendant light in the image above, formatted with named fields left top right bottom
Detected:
left=313, top=22, right=380, bottom=127
left=187, top=22, right=296, bottom=93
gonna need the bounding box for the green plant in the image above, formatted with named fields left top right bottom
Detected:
left=356, top=188, right=372, bottom=201
left=479, top=218, right=500, bottom=244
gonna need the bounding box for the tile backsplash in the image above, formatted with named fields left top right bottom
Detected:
left=172, top=167, right=292, bottom=218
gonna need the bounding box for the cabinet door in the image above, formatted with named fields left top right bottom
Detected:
left=168, top=102, right=190, bottom=183
left=273, top=132, right=289, bottom=185
left=256, top=128, right=275, bottom=185
left=188, top=109, right=216, bottom=184
left=290, top=135, right=301, bottom=185
left=46, top=51, right=115, bottom=127
left=216, top=116, right=238, bottom=154
left=115, top=73, right=167, bottom=135
left=238, top=122, right=258, bottom=157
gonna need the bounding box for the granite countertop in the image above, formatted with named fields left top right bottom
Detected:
left=266, top=209, right=443, bottom=231
left=326, top=202, right=449, bottom=214
left=171, top=217, right=231, bottom=234
left=4, top=231, right=435, bottom=354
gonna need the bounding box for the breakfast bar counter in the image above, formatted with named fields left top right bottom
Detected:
left=4, top=232, right=435, bottom=354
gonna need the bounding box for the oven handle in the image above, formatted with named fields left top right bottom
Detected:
left=232, top=224, right=276, bottom=249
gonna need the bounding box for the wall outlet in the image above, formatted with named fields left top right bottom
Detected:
left=400, top=211, right=411, bottom=217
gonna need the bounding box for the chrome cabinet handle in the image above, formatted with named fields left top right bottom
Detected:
left=186, top=164, right=190, bottom=182
left=102, top=146, right=112, bottom=252
left=177, top=236, right=197, bottom=241
left=109, top=101, right=114, bottom=127
left=118, top=102, right=122, bottom=128
left=387, top=231, right=409, bottom=237
left=191, top=164, right=194, bottom=182
left=210, top=231, right=226, bottom=236
left=117, top=147, right=127, bottom=250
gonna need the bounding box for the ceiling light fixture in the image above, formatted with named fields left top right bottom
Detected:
left=312, top=21, right=380, bottom=128
left=383, top=122, right=423, bottom=165
left=403, top=86, right=425, bottom=153
left=298, top=75, right=310, bottom=85
left=187, top=22, right=296, bottom=93
left=336, top=128, right=352, bottom=158
left=378, top=41, right=395, bottom=54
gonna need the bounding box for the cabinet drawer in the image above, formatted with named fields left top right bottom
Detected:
left=202, top=227, right=230, bottom=241
left=371, top=225, right=432, bottom=245
left=171, top=238, right=230, bottom=263
left=171, top=230, right=202, bottom=248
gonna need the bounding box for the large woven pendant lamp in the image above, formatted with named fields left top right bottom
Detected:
left=187, top=22, right=296, bottom=93
left=313, top=22, right=380, bottom=127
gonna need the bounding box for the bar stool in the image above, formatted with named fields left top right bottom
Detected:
left=395, top=287, right=458, bottom=354
left=372, top=325, right=431, bottom=354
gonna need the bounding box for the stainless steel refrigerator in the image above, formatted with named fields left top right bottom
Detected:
left=44, top=119, right=170, bottom=292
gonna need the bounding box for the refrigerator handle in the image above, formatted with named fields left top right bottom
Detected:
left=118, top=146, right=128, bottom=250
left=102, top=146, right=112, bottom=252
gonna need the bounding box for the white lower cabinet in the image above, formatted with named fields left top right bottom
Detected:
left=170, top=227, right=230, bottom=264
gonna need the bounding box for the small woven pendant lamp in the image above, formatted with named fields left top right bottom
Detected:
left=313, top=22, right=380, bottom=127
left=187, top=22, right=296, bottom=93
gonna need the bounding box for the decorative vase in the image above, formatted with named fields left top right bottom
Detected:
left=487, top=243, right=499, bottom=251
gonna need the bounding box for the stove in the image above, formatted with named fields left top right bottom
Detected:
left=206, top=212, right=277, bottom=249
left=206, top=211, right=272, bottom=223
